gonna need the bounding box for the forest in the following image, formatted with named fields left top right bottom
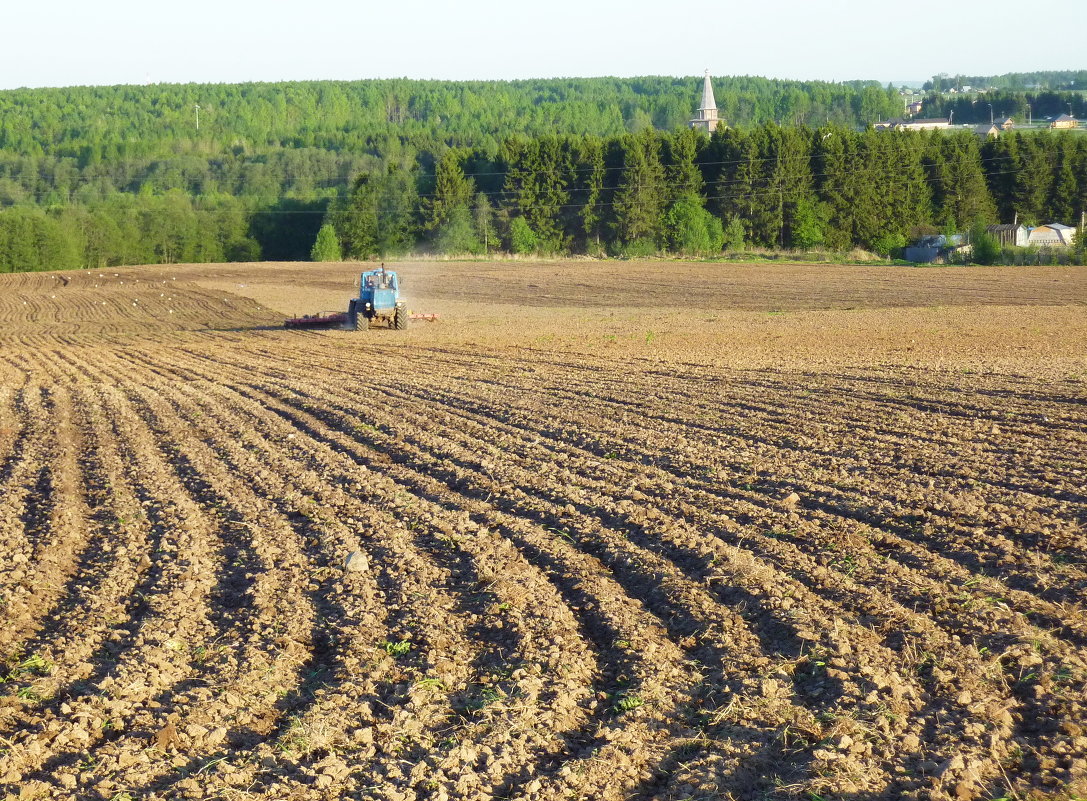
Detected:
left=319, top=126, right=1087, bottom=262
left=0, top=76, right=1084, bottom=270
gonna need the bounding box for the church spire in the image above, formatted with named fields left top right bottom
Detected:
left=700, top=69, right=716, bottom=114
left=690, top=69, right=721, bottom=132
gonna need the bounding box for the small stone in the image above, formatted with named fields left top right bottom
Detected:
left=838, top=734, right=853, bottom=750
left=152, top=721, right=183, bottom=751
left=345, top=551, right=369, bottom=573
left=902, top=733, right=921, bottom=750
left=781, top=492, right=801, bottom=508
left=954, top=780, right=977, bottom=800
left=938, top=754, right=965, bottom=778
left=206, top=726, right=228, bottom=746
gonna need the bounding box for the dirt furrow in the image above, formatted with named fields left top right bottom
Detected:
left=0, top=384, right=155, bottom=711
left=117, top=348, right=614, bottom=799
left=370, top=358, right=1086, bottom=621
left=193, top=345, right=1069, bottom=799
left=0, top=385, right=227, bottom=795
left=0, top=383, right=94, bottom=655
left=138, top=343, right=704, bottom=799
left=204, top=365, right=791, bottom=795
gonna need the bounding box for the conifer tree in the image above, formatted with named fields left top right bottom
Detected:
left=1049, top=136, right=1079, bottom=224
left=574, top=137, right=606, bottom=252
left=425, top=149, right=475, bottom=233
left=335, top=173, right=380, bottom=258
left=612, top=130, right=667, bottom=245
left=310, top=223, right=342, bottom=261
left=665, top=128, right=704, bottom=202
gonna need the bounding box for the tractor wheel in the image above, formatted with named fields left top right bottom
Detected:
left=394, top=305, right=408, bottom=330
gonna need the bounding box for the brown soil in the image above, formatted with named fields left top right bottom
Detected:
left=0, top=259, right=1085, bottom=801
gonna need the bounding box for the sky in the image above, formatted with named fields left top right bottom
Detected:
left=2, top=0, right=1085, bottom=90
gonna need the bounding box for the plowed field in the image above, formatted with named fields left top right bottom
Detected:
left=1, top=260, right=1085, bottom=801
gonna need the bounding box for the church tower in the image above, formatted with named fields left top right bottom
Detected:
left=690, top=70, right=720, bottom=133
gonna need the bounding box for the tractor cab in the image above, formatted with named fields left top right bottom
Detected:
left=363, top=269, right=398, bottom=291
left=348, top=264, right=407, bottom=330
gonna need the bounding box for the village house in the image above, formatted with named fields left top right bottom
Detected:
left=973, top=123, right=1000, bottom=139
left=1027, top=223, right=1077, bottom=247
left=689, top=70, right=721, bottom=133
left=986, top=224, right=1029, bottom=247
left=874, top=117, right=951, bottom=132
left=905, top=234, right=969, bottom=263
left=998, top=117, right=1015, bottom=130
left=907, top=100, right=924, bottom=115
left=1050, top=114, right=1079, bottom=129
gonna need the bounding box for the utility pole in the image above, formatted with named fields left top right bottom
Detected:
left=988, top=104, right=993, bottom=124
left=194, top=104, right=201, bottom=131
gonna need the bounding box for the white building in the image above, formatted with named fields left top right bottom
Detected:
left=689, top=70, right=721, bottom=133
left=1027, top=223, right=1077, bottom=247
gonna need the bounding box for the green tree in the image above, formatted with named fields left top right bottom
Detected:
left=789, top=198, right=828, bottom=249
left=310, top=223, right=342, bottom=261
left=425, top=149, right=475, bottom=233
left=336, top=173, right=380, bottom=259
left=1072, top=228, right=1086, bottom=264
left=509, top=216, right=537, bottom=254
left=969, top=220, right=1001, bottom=265
left=434, top=206, right=480, bottom=254
left=1048, top=137, right=1079, bottom=224
left=374, top=165, right=420, bottom=254
left=474, top=192, right=494, bottom=253
left=575, top=137, right=606, bottom=253
left=870, top=231, right=907, bottom=257
left=665, top=128, right=704, bottom=202
left=722, top=217, right=746, bottom=251
left=663, top=194, right=723, bottom=255
left=613, top=130, right=667, bottom=244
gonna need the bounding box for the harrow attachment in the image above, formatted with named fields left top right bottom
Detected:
left=283, top=311, right=349, bottom=330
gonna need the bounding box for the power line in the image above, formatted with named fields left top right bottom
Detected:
left=1, top=148, right=1038, bottom=208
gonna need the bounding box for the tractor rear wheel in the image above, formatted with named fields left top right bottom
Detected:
left=394, top=305, right=408, bottom=330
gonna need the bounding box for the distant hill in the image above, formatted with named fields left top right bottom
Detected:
left=0, top=76, right=901, bottom=162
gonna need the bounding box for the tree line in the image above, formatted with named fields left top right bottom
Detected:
left=4, top=124, right=1085, bottom=272
left=919, top=91, right=1087, bottom=125
left=317, top=125, right=1086, bottom=261
left=925, top=71, right=1087, bottom=92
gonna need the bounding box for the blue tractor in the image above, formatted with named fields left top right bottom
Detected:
left=347, top=264, right=408, bottom=331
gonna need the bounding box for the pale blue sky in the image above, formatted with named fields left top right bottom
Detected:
left=2, top=0, right=1084, bottom=90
